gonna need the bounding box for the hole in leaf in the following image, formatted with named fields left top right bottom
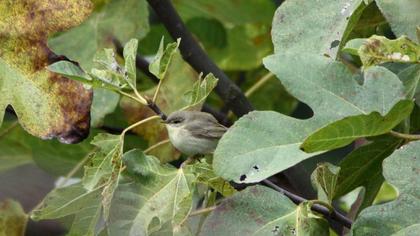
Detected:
left=253, top=165, right=259, bottom=171
left=239, top=174, right=247, bottom=181
left=330, top=40, right=340, bottom=49
left=272, top=225, right=280, bottom=234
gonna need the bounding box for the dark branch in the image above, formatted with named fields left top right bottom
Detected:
left=146, top=0, right=254, bottom=117
left=146, top=98, right=167, bottom=120
left=263, top=180, right=353, bottom=229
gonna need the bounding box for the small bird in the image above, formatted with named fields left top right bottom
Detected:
left=164, top=110, right=227, bottom=155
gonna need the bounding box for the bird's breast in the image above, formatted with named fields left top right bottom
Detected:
left=166, top=125, right=218, bottom=155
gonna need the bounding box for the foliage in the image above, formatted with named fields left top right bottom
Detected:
left=351, top=141, right=420, bottom=235
left=0, top=199, right=27, bottom=236
left=1, top=0, right=419, bottom=235
left=200, top=186, right=329, bottom=236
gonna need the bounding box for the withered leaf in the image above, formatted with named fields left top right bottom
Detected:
left=0, top=0, right=93, bottom=143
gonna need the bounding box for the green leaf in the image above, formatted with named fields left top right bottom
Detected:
left=83, top=133, right=123, bottom=220
left=352, top=141, right=420, bottom=235
left=0, top=120, right=93, bottom=176
left=183, top=73, right=218, bottom=110
left=0, top=0, right=93, bottom=143
left=301, top=100, right=413, bottom=153
left=48, top=0, right=149, bottom=70
left=200, top=186, right=329, bottom=236
left=174, top=0, right=275, bottom=70
left=342, top=38, right=366, bottom=55
left=108, top=150, right=194, bottom=235
left=336, top=136, right=401, bottom=210
left=31, top=183, right=103, bottom=235
left=398, top=65, right=420, bottom=105
left=189, top=160, right=236, bottom=197
left=271, top=0, right=367, bottom=58
left=0, top=199, right=27, bottom=236
left=89, top=48, right=128, bottom=89
left=0, top=122, right=33, bottom=173
left=357, top=35, right=420, bottom=68
left=31, top=134, right=123, bottom=233
left=375, top=0, right=420, bottom=42
left=185, top=18, right=227, bottom=49
left=215, top=54, right=406, bottom=183
left=47, top=61, right=92, bottom=84
left=123, top=39, right=139, bottom=88
left=149, top=38, right=181, bottom=80
left=311, top=163, right=340, bottom=204
left=91, top=89, right=120, bottom=127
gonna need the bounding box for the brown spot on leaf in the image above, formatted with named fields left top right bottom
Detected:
left=0, top=0, right=93, bottom=143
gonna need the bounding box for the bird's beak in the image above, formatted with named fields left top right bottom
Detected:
left=161, top=120, right=167, bottom=124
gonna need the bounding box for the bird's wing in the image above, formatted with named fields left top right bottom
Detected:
left=189, top=120, right=227, bottom=139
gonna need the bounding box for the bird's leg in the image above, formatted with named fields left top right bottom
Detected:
left=181, top=155, right=196, bottom=168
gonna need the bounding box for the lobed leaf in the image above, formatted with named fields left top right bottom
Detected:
left=0, top=0, right=93, bottom=143
left=108, top=149, right=194, bottom=235
left=352, top=141, right=420, bottom=235
left=200, top=185, right=329, bottom=236
left=271, top=0, right=367, bottom=59
left=215, top=54, right=406, bottom=183
left=336, top=136, right=401, bottom=210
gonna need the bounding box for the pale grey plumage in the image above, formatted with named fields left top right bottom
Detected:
left=164, top=111, right=227, bottom=155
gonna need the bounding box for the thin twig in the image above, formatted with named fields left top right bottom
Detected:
left=262, top=180, right=353, bottom=229
left=146, top=0, right=254, bottom=117
left=189, top=206, right=217, bottom=217
left=152, top=79, right=163, bottom=103
left=146, top=99, right=167, bottom=120
left=118, top=90, right=146, bottom=105
left=144, top=139, right=171, bottom=154
left=389, top=130, right=420, bottom=140
left=245, top=72, right=275, bottom=97
left=121, top=115, right=160, bottom=137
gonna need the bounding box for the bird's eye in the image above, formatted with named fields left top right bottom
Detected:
left=173, top=119, right=181, bottom=124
